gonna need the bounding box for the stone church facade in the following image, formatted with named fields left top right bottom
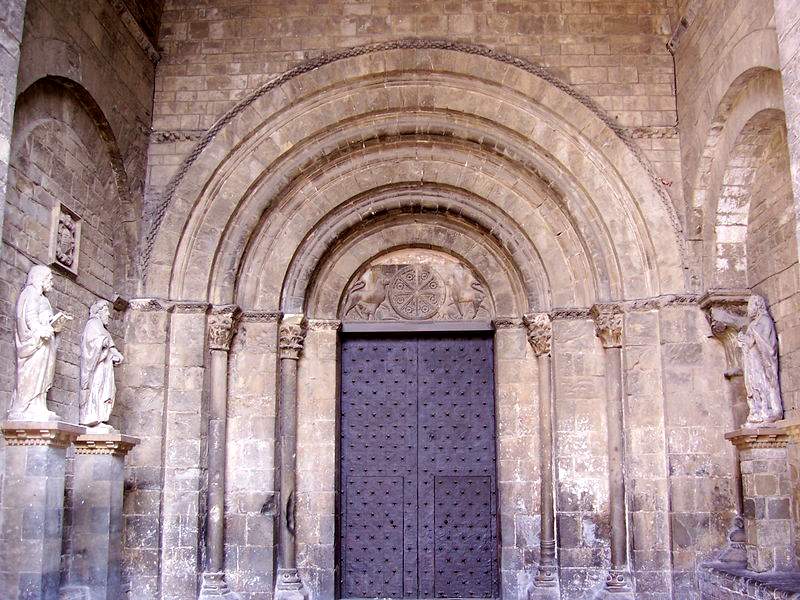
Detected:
left=1, top=1, right=800, bottom=599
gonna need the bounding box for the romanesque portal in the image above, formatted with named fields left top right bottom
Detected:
left=2, top=2, right=800, bottom=600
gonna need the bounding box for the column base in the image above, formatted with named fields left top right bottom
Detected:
left=528, top=581, right=560, bottom=600
left=717, top=516, right=747, bottom=566
left=199, top=572, right=241, bottom=598
left=275, top=568, right=308, bottom=600
left=594, top=569, right=634, bottom=598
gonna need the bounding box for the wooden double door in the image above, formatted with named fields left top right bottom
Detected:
left=338, top=333, right=499, bottom=599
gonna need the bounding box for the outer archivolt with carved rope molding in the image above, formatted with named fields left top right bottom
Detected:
left=141, top=38, right=682, bottom=275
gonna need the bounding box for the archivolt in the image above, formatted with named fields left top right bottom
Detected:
left=143, top=43, right=686, bottom=306
left=303, top=214, right=525, bottom=320
left=279, top=185, right=541, bottom=315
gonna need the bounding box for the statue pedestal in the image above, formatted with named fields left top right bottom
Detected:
left=61, top=432, right=139, bottom=600
left=0, top=421, right=85, bottom=600
left=726, top=420, right=799, bottom=573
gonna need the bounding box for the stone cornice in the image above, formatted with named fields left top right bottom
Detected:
left=75, top=432, right=141, bottom=456
left=109, top=0, right=160, bottom=63
left=170, top=301, right=210, bottom=314
left=129, top=298, right=172, bottom=312
left=2, top=421, right=86, bottom=448
left=240, top=310, right=281, bottom=323
left=492, top=317, right=524, bottom=329
left=725, top=419, right=800, bottom=450
left=550, top=308, right=592, bottom=320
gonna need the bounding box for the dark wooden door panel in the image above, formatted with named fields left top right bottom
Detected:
left=339, top=334, right=498, bottom=600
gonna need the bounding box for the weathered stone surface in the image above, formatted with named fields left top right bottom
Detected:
left=1, top=1, right=800, bottom=599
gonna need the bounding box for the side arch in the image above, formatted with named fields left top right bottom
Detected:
left=10, top=76, right=137, bottom=294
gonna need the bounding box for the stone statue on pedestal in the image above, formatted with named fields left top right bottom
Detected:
left=8, top=265, right=72, bottom=421
left=79, top=299, right=123, bottom=430
left=738, top=294, right=783, bottom=426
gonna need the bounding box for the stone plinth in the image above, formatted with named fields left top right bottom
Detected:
left=0, top=421, right=85, bottom=600
left=726, top=423, right=796, bottom=573
left=61, top=432, right=140, bottom=600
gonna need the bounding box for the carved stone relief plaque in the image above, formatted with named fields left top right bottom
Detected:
left=49, top=203, right=81, bottom=275
left=342, top=250, right=493, bottom=321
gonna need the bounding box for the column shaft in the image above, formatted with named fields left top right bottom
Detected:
left=207, top=348, right=229, bottom=574
left=591, top=303, right=633, bottom=597
left=200, top=305, right=239, bottom=598
left=536, top=353, right=557, bottom=580
left=604, top=347, right=627, bottom=573
left=278, top=355, right=299, bottom=569
left=275, top=314, right=307, bottom=600
left=524, top=312, right=559, bottom=598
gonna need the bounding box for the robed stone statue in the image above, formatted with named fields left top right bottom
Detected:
left=79, top=299, right=123, bottom=429
left=738, top=294, right=784, bottom=426
left=8, top=265, right=72, bottom=421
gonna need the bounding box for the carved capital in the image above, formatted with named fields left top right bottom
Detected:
left=590, top=304, right=623, bottom=348
left=279, top=314, right=307, bottom=360
left=523, top=313, right=552, bottom=356
left=698, top=290, right=749, bottom=371
left=208, top=305, right=240, bottom=351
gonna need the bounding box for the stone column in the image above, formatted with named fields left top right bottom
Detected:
left=61, top=432, right=139, bottom=600
left=275, top=314, right=307, bottom=600
left=591, top=304, right=634, bottom=597
left=700, top=291, right=750, bottom=565
left=200, top=305, right=240, bottom=598
left=524, top=313, right=559, bottom=599
left=0, top=421, right=84, bottom=599
left=726, top=424, right=797, bottom=572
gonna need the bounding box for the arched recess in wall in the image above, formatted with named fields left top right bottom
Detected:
left=691, top=63, right=788, bottom=289
left=141, top=41, right=687, bottom=309
left=9, top=76, right=134, bottom=296
left=694, top=42, right=797, bottom=414
left=684, top=27, right=781, bottom=241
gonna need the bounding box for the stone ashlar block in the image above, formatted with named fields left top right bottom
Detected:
left=0, top=421, right=85, bottom=600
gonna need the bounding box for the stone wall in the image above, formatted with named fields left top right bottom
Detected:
left=0, top=0, right=157, bottom=414
left=660, top=305, right=735, bottom=599
left=0, top=0, right=26, bottom=248
left=148, top=0, right=683, bottom=213
left=0, top=0, right=157, bottom=593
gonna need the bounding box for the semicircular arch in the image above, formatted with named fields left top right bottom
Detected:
left=142, top=42, right=686, bottom=306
